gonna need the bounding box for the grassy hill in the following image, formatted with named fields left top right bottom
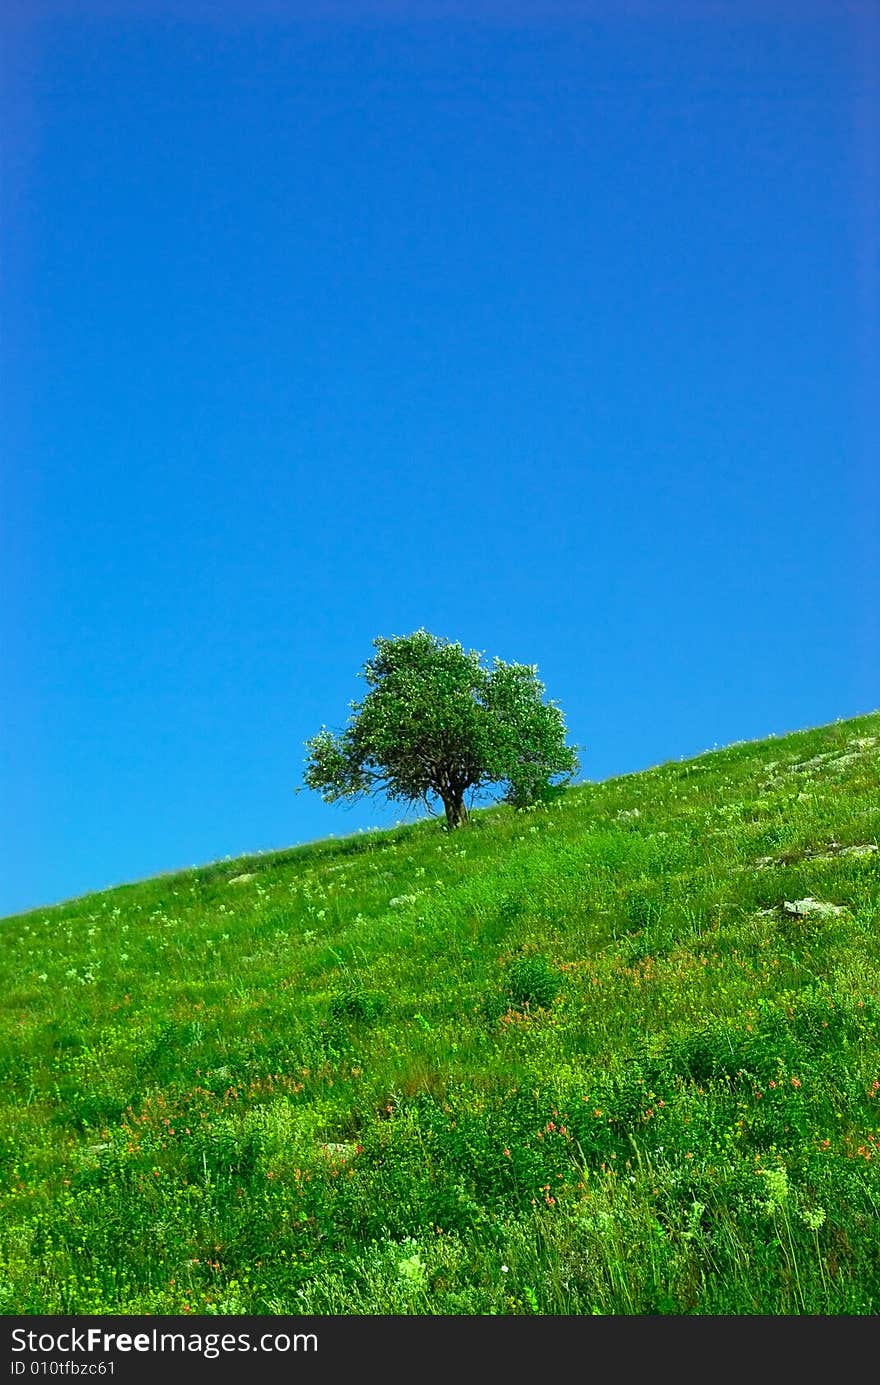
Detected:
left=2, top=712, right=879, bottom=1315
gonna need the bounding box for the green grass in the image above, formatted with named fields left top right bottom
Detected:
left=2, top=711, right=879, bottom=1315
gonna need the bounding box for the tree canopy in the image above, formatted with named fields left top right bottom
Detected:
left=302, top=630, right=579, bottom=829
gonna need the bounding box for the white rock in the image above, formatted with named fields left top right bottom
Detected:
left=782, top=897, right=844, bottom=919
left=811, top=843, right=878, bottom=862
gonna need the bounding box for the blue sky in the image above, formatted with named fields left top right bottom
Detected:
left=2, top=1, right=878, bottom=919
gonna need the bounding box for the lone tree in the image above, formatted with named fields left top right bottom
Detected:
left=302, top=630, right=579, bottom=830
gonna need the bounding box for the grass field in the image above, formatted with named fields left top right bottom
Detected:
left=2, top=711, right=879, bottom=1314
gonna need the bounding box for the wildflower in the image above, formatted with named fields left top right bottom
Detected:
left=800, top=1206, right=826, bottom=1231
left=760, top=1165, right=789, bottom=1212
left=790, top=1076, right=801, bottom=1089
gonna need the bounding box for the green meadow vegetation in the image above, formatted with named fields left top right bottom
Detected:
left=2, top=712, right=879, bottom=1314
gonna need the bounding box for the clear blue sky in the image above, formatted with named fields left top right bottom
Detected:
left=2, top=1, right=878, bottom=919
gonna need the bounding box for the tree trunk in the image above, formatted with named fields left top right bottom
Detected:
left=442, top=791, right=468, bottom=829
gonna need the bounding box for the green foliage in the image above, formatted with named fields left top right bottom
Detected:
left=503, top=953, right=562, bottom=1011
left=330, top=988, right=388, bottom=1025
left=2, top=709, right=880, bottom=1314
left=303, top=630, right=578, bottom=828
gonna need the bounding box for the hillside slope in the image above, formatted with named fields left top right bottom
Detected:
left=2, top=712, right=879, bottom=1314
